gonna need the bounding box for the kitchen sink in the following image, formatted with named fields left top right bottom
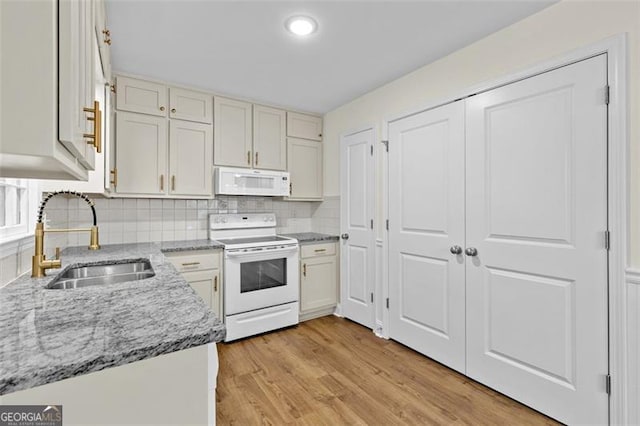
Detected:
left=47, top=260, right=155, bottom=290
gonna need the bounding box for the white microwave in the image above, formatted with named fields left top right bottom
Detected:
left=214, top=167, right=290, bottom=196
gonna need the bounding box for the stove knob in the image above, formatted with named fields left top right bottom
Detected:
left=221, top=218, right=227, bottom=223
left=263, top=216, right=268, bottom=222
left=214, top=217, right=220, bottom=223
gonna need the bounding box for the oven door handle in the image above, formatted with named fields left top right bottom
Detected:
left=225, top=245, right=298, bottom=258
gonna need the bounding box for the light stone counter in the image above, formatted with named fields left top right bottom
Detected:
left=0, top=242, right=225, bottom=396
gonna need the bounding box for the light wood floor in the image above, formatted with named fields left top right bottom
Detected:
left=217, top=316, right=558, bottom=425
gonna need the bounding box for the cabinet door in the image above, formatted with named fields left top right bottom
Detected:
left=253, top=105, right=286, bottom=170
left=169, top=88, right=213, bottom=124
left=94, top=0, right=111, bottom=81
left=116, top=76, right=167, bottom=117
left=301, top=255, right=337, bottom=312
left=287, top=138, right=323, bottom=200
left=213, top=97, right=252, bottom=167
left=58, top=0, right=96, bottom=170
left=181, top=269, right=221, bottom=318
left=287, top=111, right=323, bottom=141
left=169, top=120, right=213, bottom=196
left=115, top=112, right=167, bottom=195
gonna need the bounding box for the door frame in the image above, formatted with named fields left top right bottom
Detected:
left=339, top=124, right=377, bottom=329
left=380, top=34, right=628, bottom=423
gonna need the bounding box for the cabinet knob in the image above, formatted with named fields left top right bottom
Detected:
left=171, top=108, right=176, bottom=113
left=341, top=233, right=349, bottom=240
left=318, top=133, right=322, bottom=138
left=449, top=245, right=462, bottom=255
left=160, top=106, right=165, bottom=112
left=465, top=247, right=478, bottom=257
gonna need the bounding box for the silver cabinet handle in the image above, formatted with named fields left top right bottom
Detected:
left=341, top=233, right=349, bottom=240
left=465, top=247, right=478, bottom=257
left=450, top=245, right=462, bottom=255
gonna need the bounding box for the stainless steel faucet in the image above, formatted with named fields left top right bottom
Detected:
left=32, top=190, right=100, bottom=278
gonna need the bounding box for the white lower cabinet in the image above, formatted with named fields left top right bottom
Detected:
left=299, top=242, right=338, bottom=321
left=1, top=343, right=217, bottom=426
left=165, top=250, right=223, bottom=319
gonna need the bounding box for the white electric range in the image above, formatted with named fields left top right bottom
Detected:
left=209, top=213, right=299, bottom=342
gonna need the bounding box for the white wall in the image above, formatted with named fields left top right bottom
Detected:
left=323, top=0, right=640, bottom=266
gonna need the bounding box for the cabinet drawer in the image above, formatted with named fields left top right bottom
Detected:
left=301, top=243, right=336, bottom=258
left=165, top=250, right=220, bottom=272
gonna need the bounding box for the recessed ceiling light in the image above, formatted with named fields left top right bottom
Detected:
left=285, top=15, right=318, bottom=36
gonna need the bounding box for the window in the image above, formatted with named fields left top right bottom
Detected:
left=0, top=179, right=38, bottom=243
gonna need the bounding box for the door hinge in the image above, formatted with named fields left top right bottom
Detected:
left=110, top=83, right=116, bottom=93
left=605, top=374, right=611, bottom=395
left=605, top=85, right=610, bottom=105
left=386, top=219, right=389, bottom=231
left=370, top=145, right=374, bottom=156
left=370, top=293, right=374, bottom=303
left=370, top=219, right=373, bottom=229
left=386, top=298, right=389, bottom=309
left=381, top=140, right=389, bottom=152
left=605, top=230, right=611, bottom=251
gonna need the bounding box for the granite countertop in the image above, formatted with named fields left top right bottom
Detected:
left=0, top=243, right=225, bottom=396
left=160, top=239, right=224, bottom=252
left=282, top=232, right=340, bottom=244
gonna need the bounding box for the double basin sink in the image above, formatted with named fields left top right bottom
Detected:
left=47, top=259, right=155, bottom=290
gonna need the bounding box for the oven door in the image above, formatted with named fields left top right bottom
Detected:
left=224, top=245, right=299, bottom=316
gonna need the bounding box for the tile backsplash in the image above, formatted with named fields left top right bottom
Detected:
left=0, top=194, right=340, bottom=286
left=42, top=194, right=340, bottom=250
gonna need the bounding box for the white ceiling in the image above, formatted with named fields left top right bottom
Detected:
left=107, top=0, right=555, bottom=114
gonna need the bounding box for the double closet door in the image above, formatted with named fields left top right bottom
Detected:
left=388, top=55, right=608, bottom=425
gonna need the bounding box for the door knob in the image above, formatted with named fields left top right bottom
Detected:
left=449, top=245, right=462, bottom=255
left=341, top=233, right=349, bottom=240
left=465, top=247, right=478, bottom=257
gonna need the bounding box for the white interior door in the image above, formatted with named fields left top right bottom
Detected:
left=340, top=128, right=375, bottom=328
left=388, top=101, right=466, bottom=373
left=465, top=55, right=608, bottom=424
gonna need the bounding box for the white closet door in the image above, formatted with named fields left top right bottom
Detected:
left=340, top=128, right=375, bottom=328
left=465, top=55, right=608, bottom=424
left=388, top=101, right=466, bottom=373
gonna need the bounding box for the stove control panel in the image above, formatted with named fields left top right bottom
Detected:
left=209, top=213, right=276, bottom=230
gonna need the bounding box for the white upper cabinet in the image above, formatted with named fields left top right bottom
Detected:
left=0, top=0, right=102, bottom=179
left=115, top=112, right=168, bottom=195
left=214, top=97, right=253, bottom=168
left=116, top=76, right=168, bottom=117
left=58, top=0, right=96, bottom=171
left=94, top=0, right=111, bottom=81
left=169, top=120, right=213, bottom=196
left=287, top=137, right=323, bottom=200
left=169, top=88, right=213, bottom=124
left=253, top=105, right=286, bottom=171
left=287, top=111, right=323, bottom=141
